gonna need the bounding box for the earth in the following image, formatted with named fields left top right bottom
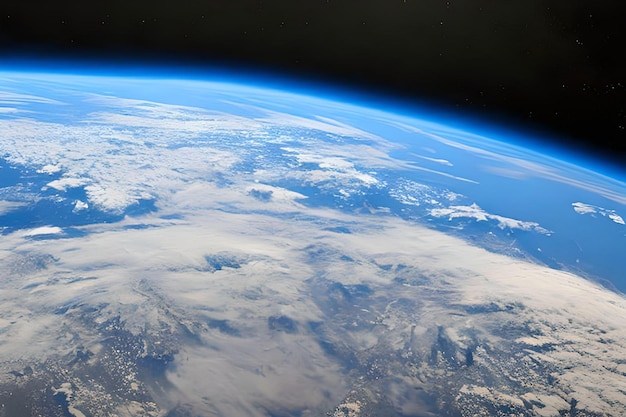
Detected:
left=0, top=70, right=625, bottom=417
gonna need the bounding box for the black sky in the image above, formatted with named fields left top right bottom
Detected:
left=1, top=1, right=624, bottom=169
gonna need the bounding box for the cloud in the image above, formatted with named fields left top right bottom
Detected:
left=0, top=74, right=624, bottom=415
left=399, top=123, right=626, bottom=206
left=572, top=202, right=625, bottom=225
left=389, top=178, right=463, bottom=207
left=0, top=198, right=624, bottom=414
left=46, top=177, right=89, bottom=191
left=411, top=153, right=454, bottom=166
left=430, top=202, right=551, bottom=233
left=37, top=164, right=62, bottom=174
left=23, top=226, right=63, bottom=236
left=0, top=201, right=26, bottom=215
left=0, top=89, right=407, bottom=214
left=280, top=146, right=381, bottom=192
left=72, top=200, right=89, bottom=212
left=259, top=110, right=385, bottom=142
left=0, top=91, right=64, bottom=105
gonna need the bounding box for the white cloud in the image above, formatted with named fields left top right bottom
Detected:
left=572, top=202, right=625, bottom=225
left=0, top=74, right=624, bottom=415
left=259, top=110, right=384, bottom=142
left=279, top=146, right=382, bottom=192
left=406, top=163, right=479, bottom=183
left=0, top=117, right=241, bottom=213
left=84, top=184, right=142, bottom=214
left=389, top=178, right=463, bottom=208
left=23, top=226, right=63, bottom=236
left=0, top=201, right=25, bottom=215
left=411, top=153, right=454, bottom=166
left=0, top=89, right=407, bottom=214
left=46, top=177, right=89, bottom=191
left=0, top=91, right=64, bottom=105
left=73, top=200, right=89, bottom=212
left=37, top=164, right=62, bottom=174
left=430, top=202, right=551, bottom=233
left=0, top=199, right=623, bottom=414
left=398, top=123, right=626, bottom=206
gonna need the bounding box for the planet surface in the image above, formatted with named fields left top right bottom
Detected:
left=0, top=69, right=625, bottom=417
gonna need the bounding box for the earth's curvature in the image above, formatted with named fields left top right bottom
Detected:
left=0, top=70, right=625, bottom=416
